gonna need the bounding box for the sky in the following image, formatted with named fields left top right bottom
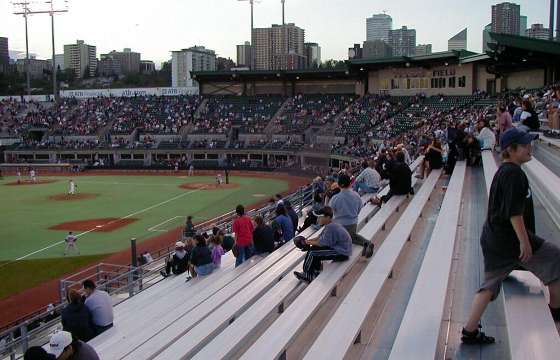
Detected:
left=0, top=0, right=552, bottom=67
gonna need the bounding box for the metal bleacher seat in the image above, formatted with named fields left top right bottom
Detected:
left=303, top=169, right=442, bottom=359
left=482, top=150, right=560, bottom=360
left=187, top=165, right=420, bottom=360
left=388, top=162, right=466, bottom=359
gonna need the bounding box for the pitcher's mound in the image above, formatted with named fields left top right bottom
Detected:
left=5, top=179, right=58, bottom=186
left=49, top=218, right=137, bottom=232
left=179, top=182, right=240, bottom=190
left=48, top=193, right=98, bottom=201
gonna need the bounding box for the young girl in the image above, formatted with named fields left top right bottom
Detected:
left=210, top=235, right=225, bottom=267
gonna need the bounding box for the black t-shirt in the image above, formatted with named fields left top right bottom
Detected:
left=253, top=225, right=275, bottom=253
left=481, top=162, right=543, bottom=271
left=425, top=148, right=443, bottom=169
left=388, top=161, right=412, bottom=195
left=190, top=245, right=213, bottom=267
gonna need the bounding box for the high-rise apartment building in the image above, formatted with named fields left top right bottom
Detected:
left=305, top=42, right=321, bottom=68
left=482, top=23, right=493, bottom=52
left=415, top=44, right=432, bottom=56
left=363, top=40, right=393, bottom=58
left=0, top=37, right=8, bottom=73
left=448, top=28, right=468, bottom=51
left=526, top=24, right=551, bottom=40
left=520, top=15, right=528, bottom=35
left=366, top=14, right=392, bottom=42
left=253, top=23, right=305, bottom=70
left=63, top=40, right=97, bottom=78
left=491, top=2, right=521, bottom=35
left=171, top=46, right=216, bottom=88
left=236, top=41, right=252, bottom=68
left=101, top=48, right=141, bottom=74
left=388, top=26, right=416, bottom=57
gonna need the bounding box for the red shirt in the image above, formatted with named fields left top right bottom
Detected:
left=233, top=215, right=254, bottom=247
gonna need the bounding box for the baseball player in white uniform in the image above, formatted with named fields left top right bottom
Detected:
left=188, top=164, right=194, bottom=176
left=16, top=169, right=22, bottom=184
left=68, top=180, right=77, bottom=195
left=30, top=169, right=36, bottom=182
left=64, top=231, right=79, bottom=255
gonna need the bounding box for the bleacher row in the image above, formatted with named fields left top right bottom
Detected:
left=84, top=151, right=560, bottom=360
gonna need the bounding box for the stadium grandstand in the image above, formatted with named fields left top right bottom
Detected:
left=2, top=32, right=560, bottom=360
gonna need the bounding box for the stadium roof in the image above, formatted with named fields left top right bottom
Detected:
left=486, top=32, right=560, bottom=74
left=192, top=68, right=356, bottom=82
left=348, top=50, right=478, bottom=70
left=488, top=32, right=560, bottom=56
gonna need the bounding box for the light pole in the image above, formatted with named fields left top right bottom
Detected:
left=13, top=0, right=68, bottom=100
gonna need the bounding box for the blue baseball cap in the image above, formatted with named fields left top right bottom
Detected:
left=500, top=127, right=538, bottom=149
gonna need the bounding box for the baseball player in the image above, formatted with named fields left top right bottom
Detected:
left=64, top=231, right=79, bottom=255
left=68, top=180, right=77, bottom=195
left=216, top=174, right=223, bottom=187
left=29, top=168, right=36, bottom=182
left=188, top=164, right=194, bottom=176
left=16, top=168, right=22, bottom=184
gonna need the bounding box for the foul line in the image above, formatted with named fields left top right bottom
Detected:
left=148, top=216, right=183, bottom=232
left=11, top=187, right=205, bottom=262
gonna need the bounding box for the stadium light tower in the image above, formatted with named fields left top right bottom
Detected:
left=12, top=0, right=68, bottom=100
left=281, top=0, right=285, bottom=25
left=238, top=0, right=260, bottom=68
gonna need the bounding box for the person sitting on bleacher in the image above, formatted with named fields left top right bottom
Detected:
left=61, top=289, right=96, bottom=342
left=371, top=151, right=413, bottom=206
left=352, top=159, right=381, bottom=195
left=329, top=172, right=374, bottom=258
left=82, top=280, right=113, bottom=336
left=190, top=234, right=215, bottom=277
left=272, top=205, right=295, bottom=246
left=46, top=330, right=99, bottom=360
left=160, top=241, right=191, bottom=278
left=461, top=128, right=560, bottom=345
left=293, top=206, right=352, bottom=283
left=253, top=215, right=275, bottom=255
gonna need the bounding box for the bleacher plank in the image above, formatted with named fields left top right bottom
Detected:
left=190, top=271, right=303, bottom=360
left=111, top=252, right=235, bottom=323
left=131, top=249, right=305, bottom=359
left=481, top=150, right=497, bottom=196
left=92, top=242, right=294, bottom=358
left=239, top=245, right=361, bottom=360
left=89, top=253, right=246, bottom=350
left=503, top=271, right=560, bottom=360
left=303, top=169, right=441, bottom=360
left=154, top=255, right=305, bottom=359
left=388, top=162, right=466, bottom=360
left=523, top=157, right=560, bottom=230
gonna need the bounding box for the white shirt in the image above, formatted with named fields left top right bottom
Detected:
left=65, top=234, right=77, bottom=244
left=85, top=289, right=114, bottom=326
left=477, top=127, right=496, bottom=150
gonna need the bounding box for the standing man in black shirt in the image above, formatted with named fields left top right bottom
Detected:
left=461, top=128, right=560, bottom=345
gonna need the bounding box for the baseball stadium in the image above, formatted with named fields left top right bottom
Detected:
left=2, top=2, right=560, bottom=359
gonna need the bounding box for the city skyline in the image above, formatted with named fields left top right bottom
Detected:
left=0, top=0, right=551, bottom=67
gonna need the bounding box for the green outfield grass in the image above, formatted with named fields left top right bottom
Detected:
left=0, top=174, right=289, bottom=300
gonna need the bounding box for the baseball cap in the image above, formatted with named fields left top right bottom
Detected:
left=175, top=241, right=185, bottom=248
left=500, top=127, right=538, bottom=149
left=46, top=331, right=72, bottom=358
left=313, top=206, right=334, bottom=218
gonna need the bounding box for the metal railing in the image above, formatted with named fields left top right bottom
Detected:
left=0, top=184, right=313, bottom=359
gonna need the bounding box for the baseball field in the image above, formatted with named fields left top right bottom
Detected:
left=0, top=172, right=296, bottom=310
